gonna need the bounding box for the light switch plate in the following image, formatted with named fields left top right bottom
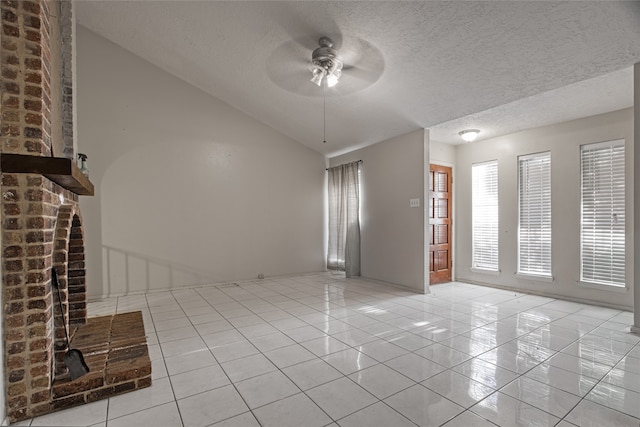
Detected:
left=410, top=198, right=420, bottom=208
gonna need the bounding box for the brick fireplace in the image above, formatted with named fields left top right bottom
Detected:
left=1, top=1, right=150, bottom=422
left=2, top=175, right=85, bottom=419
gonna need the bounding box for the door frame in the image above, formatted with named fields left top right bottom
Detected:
left=429, top=162, right=455, bottom=284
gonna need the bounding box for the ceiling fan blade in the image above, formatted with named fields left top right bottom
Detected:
left=337, top=37, right=385, bottom=87
left=266, top=39, right=322, bottom=96
left=266, top=2, right=343, bottom=50
left=342, top=65, right=379, bottom=84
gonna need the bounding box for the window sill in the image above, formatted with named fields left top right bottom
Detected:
left=470, top=267, right=500, bottom=276
left=577, top=281, right=628, bottom=293
left=515, top=273, right=554, bottom=283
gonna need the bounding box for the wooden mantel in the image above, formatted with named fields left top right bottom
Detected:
left=0, top=153, right=95, bottom=196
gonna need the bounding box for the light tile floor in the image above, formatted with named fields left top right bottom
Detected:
left=16, top=272, right=640, bottom=427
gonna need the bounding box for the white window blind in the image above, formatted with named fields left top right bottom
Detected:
left=472, top=161, right=499, bottom=271
left=518, top=152, right=552, bottom=277
left=580, top=139, right=625, bottom=287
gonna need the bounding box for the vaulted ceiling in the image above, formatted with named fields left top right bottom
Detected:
left=76, top=1, right=640, bottom=157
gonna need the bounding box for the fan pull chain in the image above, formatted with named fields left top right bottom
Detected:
left=323, top=81, right=326, bottom=144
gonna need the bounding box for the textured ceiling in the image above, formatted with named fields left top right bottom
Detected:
left=76, top=1, right=640, bottom=157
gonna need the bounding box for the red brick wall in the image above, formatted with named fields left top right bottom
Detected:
left=1, top=173, right=82, bottom=420
left=1, top=0, right=53, bottom=156
left=52, top=206, right=86, bottom=376
left=67, top=214, right=86, bottom=325
left=1, top=0, right=85, bottom=422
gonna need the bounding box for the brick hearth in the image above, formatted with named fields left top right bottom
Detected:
left=51, top=312, right=151, bottom=411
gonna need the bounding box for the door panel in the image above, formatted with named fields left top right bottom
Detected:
left=429, top=164, right=452, bottom=285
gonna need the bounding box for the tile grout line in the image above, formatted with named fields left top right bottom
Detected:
left=159, top=276, right=576, bottom=426
left=151, top=292, right=188, bottom=427
left=210, top=275, right=499, bottom=426
left=120, top=283, right=639, bottom=426
left=34, top=273, right=640, bottom=426
left=554, top=335, right=640, bottom=425
left=193, top=281, right=348, bottom=426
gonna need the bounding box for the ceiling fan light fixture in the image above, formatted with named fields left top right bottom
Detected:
left=310, top=37, right=342, bottom=88
left=326, top=71, right=340, bottom=88
left=326, top=59, right=343, bottom=87
left=310, top=67, right=325, bottom=86
left=459, top=129, right=481, bottom=142
left=328, top=58, right=343, bottom=75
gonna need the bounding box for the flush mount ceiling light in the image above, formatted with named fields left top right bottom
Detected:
left=310, top=36, right=343, bottom=88
left=459, top=129, right=481, bottom=142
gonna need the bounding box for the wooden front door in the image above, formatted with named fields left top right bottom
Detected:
left=429, top=164, right=452, bottom=284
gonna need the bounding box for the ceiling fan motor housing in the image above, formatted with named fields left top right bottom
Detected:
left=312, top=37, right=338, bottom=68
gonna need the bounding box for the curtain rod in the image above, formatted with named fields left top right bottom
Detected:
left=326, top=160, right=362, bottom=171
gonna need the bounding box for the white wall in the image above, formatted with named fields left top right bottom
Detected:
left=77, top=27, right=326, bottom=298
left=429, top=141, right=456, bottom=166
left=330, top=129, right=428, bottom=292
left=455, top=108, right=634, bottom=309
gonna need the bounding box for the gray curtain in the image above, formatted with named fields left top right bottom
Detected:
left=327, top=161, right=361, bottom=277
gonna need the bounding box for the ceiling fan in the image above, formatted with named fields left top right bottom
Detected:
left=265, top=33, right=384, bottom=97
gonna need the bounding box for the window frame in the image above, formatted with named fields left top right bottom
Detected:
left=579, top=139, right=626, bottom=288
left=517, top=151, right=552, bottom=280
left=471, top=160, right=499, bottom=272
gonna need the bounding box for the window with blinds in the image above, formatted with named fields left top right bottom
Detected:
left=472, top=160, right=499, bottom=271
left=518, top=152, right=552, bottom=277
left=580, top=139, right=625, bottom=287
